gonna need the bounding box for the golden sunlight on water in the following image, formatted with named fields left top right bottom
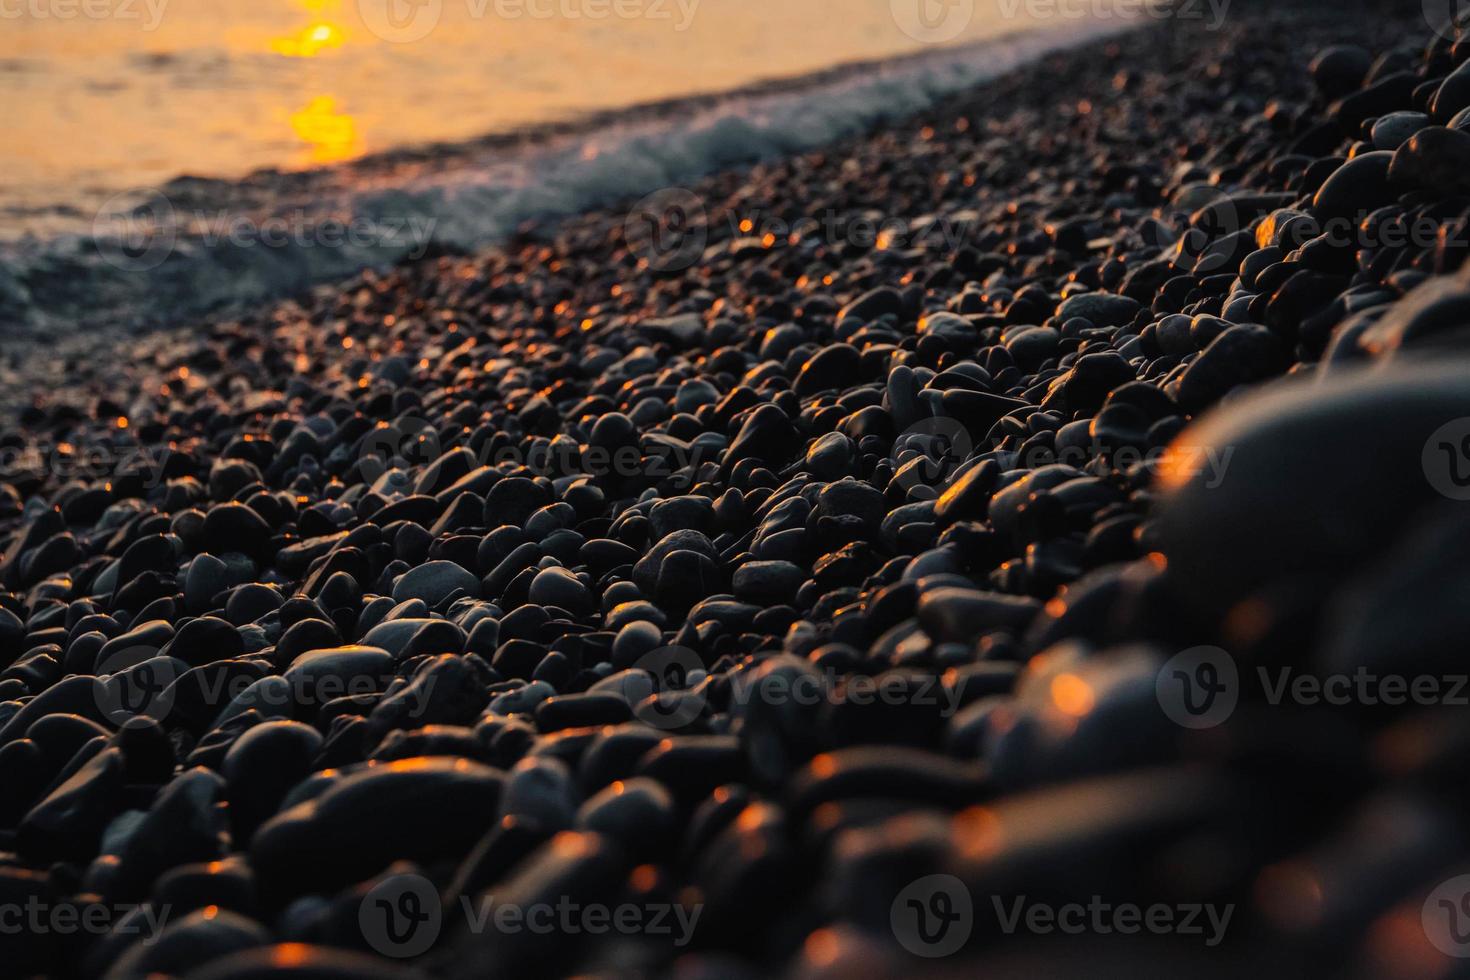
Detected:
left=0, top=0, right=1065, bottom=230
left=272, top=2, right=355, bottom=161
left=271, top=21, right=347, bottom=59
left=288, top=95, right=363, bottom=164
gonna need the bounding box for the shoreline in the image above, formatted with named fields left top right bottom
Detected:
left=1, top=14, right=1141, bottom=338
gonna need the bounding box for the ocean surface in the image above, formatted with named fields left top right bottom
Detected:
left=0, top=0, right=1146, bottom=327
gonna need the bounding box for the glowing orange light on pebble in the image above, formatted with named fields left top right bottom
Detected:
left=954, top=806, right=1004, bottom=859
left=552, top=832, right=594, bottom=858
left=1050, top=673, right=1095, bottom=717
left=273, top=945, right=312, bottom=967
left=804, top=929, right=841, bottom=967
left=812, top=802, right=841, bottom=830
left=1364, top=911, right=1445, bottom=980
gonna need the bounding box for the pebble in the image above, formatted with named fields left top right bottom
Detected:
left=251, top=758, right=504, bottom=898
left=732, top=560, right=806, bottom=605
left=390, top=560, right=479, bottom=606
left=526, top=566, right=593, bottom=615
left=1158, top=362, right=1470, bottom=619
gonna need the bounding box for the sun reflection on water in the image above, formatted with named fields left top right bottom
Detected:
left=289, top=95, right=363, bottom=164
left=271, top=22, right=346, bottom=58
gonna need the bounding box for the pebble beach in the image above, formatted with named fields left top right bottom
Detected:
left=6, top=1, right=1470, bottom=976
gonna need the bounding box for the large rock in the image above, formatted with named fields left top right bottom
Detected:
left=250, top=757, right=504, bottom=898
left=1156, top=362, right=1470, bottom=619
